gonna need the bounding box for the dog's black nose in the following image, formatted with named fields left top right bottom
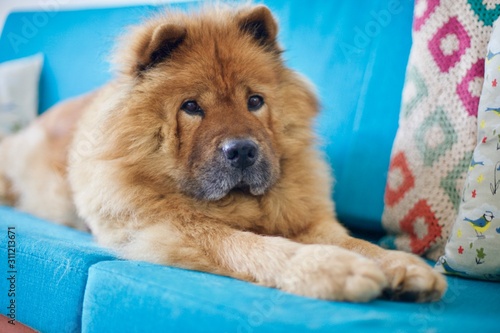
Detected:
left=222, top=139, right=259, bottom=169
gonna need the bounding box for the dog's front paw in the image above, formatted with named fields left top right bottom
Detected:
left=378, top=250, right=447, bottom=302
left=277, top=245, right=387, bottom=302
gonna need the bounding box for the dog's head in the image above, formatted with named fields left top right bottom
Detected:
left=108, top=5, right=318, bottom=201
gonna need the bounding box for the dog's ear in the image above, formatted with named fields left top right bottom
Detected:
left=134, top=23, right=187, bottom=73
left=238, top=6, right=278, bottom=50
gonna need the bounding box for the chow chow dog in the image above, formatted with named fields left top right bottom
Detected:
left=0, top=5, right=446, bottom=302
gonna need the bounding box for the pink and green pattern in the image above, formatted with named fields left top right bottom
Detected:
left=382, top=0, right=500, bottom=260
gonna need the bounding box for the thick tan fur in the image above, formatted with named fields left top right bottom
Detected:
left=0, top=5, right=446, bottom=302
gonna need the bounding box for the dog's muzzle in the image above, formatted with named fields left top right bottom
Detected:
left=183, top=138, right=277, bottom=201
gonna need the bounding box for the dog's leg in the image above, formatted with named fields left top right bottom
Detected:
left=106, top=219, right=387, bottom=302
left=293, top=220, right=447, bottom=302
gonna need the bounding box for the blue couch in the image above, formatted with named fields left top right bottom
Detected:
left=1, top=1, right=499, bottom=332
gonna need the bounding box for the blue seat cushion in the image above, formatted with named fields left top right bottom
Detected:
left=0, top=206, right=115, bottom=333
left=82, top=260, right=500, bottom=332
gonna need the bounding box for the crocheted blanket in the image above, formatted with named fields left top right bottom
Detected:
left=382, top=0, right=500, bottom=260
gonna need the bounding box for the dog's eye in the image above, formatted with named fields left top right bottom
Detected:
left=181, top=100, right=204, bottom=116
left=247, top=95, right=264, bottom=111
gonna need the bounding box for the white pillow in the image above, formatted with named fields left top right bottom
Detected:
left=0, top=53, right=43, bottom=137
left=435, top=18, right=500, bottom=280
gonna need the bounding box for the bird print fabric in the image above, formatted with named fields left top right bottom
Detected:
left=436, top=18, right=500, bottom=281
left=463, top=211, right=494, bottom=238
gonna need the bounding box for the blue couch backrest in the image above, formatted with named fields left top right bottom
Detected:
left=0, top=0, right=414, bottom=232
